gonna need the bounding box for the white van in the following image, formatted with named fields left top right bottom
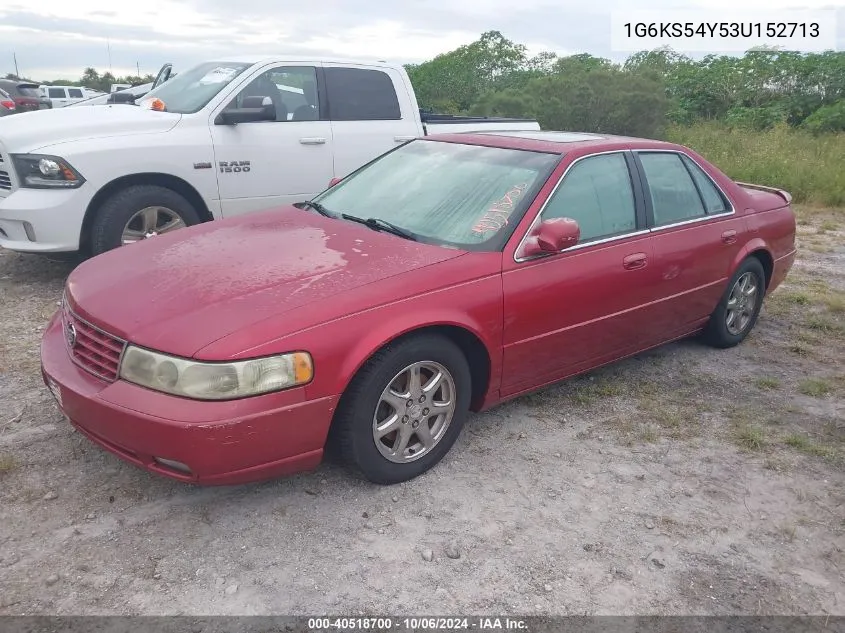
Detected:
left=39, top=85, right=87, bottom=108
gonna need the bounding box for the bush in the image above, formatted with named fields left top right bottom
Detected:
left=667, top=122, right=845, bottom=207
left=802, top=102, right=845, bottom=135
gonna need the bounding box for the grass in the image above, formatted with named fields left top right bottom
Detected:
left=667, top=123, right=845, bottom=207
left=783, top=433, right=835, bottom=458
left=733, top=425, right=767, bottom=451
left=798, top=378, right=832, bottom=397
left=819, top=220, right=839, bottom=232
left=754, top=377, right=781, bottom=391
left=0, top=454, right=17, bottom=475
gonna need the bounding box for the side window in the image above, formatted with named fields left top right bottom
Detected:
left=48, top=88, right=66, bottom=99
left=227, top=66, right=319, bottom=122
left=680, top=154, right=729, bottom=214
left=324, top=67, right=401, bottom=121
left=68, top=88, right=83, bottom=99
left=638, top=153, right=706, bottom=226
left=541, top=153, right=637, bottom=243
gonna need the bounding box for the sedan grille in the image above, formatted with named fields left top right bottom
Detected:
left=62, top=304, right=126, bottom=382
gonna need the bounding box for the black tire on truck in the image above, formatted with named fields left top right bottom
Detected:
left=90, top=184, right=201, bottom=256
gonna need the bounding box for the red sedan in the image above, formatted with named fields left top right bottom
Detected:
left=40, top=131, right=796, bottom=486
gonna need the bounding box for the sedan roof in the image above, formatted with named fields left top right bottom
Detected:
left=426, top=129, right=680, bottom=155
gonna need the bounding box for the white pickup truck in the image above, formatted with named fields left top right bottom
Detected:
left=0, top=56, right=539, bottom=255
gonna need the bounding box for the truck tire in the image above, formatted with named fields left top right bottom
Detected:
left=90, top=185, right=201, bottom=255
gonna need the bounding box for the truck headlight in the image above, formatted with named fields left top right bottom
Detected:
left=11, top=154, right=86, bottom=189
left=119, top=346, right=313, bottom=400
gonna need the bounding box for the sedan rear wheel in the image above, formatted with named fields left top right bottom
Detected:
left=703, top=257, right=766, bottom=348
left=329, top=334, right=471, bottom=484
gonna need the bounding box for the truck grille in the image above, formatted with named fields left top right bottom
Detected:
left=62, top=303, right=126, bottom=382
left=0, top=153, right=10, bottom=190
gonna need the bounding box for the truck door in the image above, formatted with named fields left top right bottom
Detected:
left=322, top=64, right=420, bottom=180
left=208, top=63, right=334, bottom=217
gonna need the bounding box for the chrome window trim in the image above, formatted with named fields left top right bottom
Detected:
left=512, top=147, right=739, bottom=263
left=635, top=149, right=736, bottom=232
left=513, top=150, right=641, bottom=263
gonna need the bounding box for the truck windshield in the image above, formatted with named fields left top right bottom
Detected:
left=312, top=140, right=560, bottom=251
left=142, top=61, right=253, bottom=114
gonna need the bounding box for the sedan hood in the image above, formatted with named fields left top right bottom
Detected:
left=0, top=105, right=180, bottom=153
left=66, top=208, right=464, bottom=357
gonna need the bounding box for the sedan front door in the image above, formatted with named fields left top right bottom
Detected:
left=500, top=151, right=665, bottom=397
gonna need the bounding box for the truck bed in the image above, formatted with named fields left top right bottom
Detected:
left=421, top=110, right=540, bottom=135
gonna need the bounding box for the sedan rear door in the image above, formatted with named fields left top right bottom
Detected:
left=632, top=150, right=746, bottom=336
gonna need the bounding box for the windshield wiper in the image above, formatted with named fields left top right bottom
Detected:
left=341, top=214, right=418, bottom=241
left=297, top=200, right=334, bottom=217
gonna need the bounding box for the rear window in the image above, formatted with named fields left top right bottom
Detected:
left=324, top=67, right=401, bottom=121
left=15, top=85, right=40, bottom=98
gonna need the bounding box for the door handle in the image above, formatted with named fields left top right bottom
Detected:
left=299, top=137, right=327, bottom=145
left=394, top=136, right=416, bottom=142
left=622, top=253, right=647, bottom=270
left=721, top=230, right=737, bottom=244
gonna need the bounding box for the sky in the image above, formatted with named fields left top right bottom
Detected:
left=1, top=0, right=843, bottom=81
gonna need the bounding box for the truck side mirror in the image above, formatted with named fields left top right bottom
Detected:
left=215, top=96, right=276, bottom=125
left=107, top=91, right=136, bottom=105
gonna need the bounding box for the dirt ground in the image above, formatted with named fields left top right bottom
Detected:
left=0, top=207, right=843, bottom=617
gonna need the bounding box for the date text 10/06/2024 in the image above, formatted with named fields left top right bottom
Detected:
left=307, top=617, right=528, bottom=631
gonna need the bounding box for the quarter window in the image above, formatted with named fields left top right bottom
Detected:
left=680, top=154, right=729, bottom=214
left=324, top=67, right=401, bottom=121
left=638, top=153, right=706, bottom=225
left=541, top=153, right=637, bottom=243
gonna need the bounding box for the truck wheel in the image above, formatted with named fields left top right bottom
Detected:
left=90, top=185, right=201, bottom=255
left=702, top=257, right=766, bottom=349
left=329, top=334, right=472, bottom=485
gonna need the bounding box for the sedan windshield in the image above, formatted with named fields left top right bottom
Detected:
left=312, top=140, right=559, bottom=250
left=141, top=61, right=253, bottom=114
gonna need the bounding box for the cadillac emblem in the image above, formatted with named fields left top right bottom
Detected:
left=65, top=320, right=77, bottom=348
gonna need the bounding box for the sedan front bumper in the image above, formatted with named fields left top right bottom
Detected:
left=40, top=312, right=337, bottom=485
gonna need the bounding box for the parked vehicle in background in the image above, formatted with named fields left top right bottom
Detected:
left=69, top=64, right=174, bottom=108
left=0, top=57, right=539, bottom=255
left=40, top=85, right=88, bottom=108
left=0, top=80, right=41, bottom=113
left=110, top=83, right=132, bottom=93
left=39, top=131, right=797, bottom=486
left=0, top=89, right=15, bottom=117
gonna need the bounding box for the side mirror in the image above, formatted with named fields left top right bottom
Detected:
left=520, top=217, right=580, bottom=258
left=328, top=177, right=342, bottom=188
left=107, top=91, right=136, bottom=105
left=215, top=96, right=276, bottom=125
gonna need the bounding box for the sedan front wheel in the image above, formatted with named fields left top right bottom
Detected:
left=330, top=334, right=472, bottom=484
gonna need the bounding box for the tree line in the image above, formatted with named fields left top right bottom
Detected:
left=4, top=68, right=155, bottom=94
left=405, top=31, right=845, bottom=136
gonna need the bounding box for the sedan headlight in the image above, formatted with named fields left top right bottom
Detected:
left=119, top=345, right=313, bottom=400
left=11, top=154, right=86, bottom=189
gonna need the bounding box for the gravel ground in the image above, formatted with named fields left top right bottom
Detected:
left=0, top=208, right=843, bottom=616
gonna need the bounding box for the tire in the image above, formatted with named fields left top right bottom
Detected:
left=329, top=334, right=472, bottom=485
left=90, top=185, right=201, bottom=256
left=702, top=257, right=766, bottom=349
